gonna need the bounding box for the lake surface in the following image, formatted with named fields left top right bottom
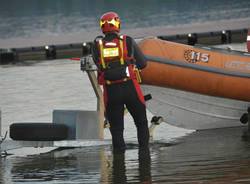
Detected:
left=1, top=0, right=250, bottom=39
left=0, top=0, right=249, bottom=48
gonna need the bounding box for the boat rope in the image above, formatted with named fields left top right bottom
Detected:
left=145, top=55, right=250, bottom=78
left=0, top=131, right=8, bottom=144
left=0, top=131, right=8, bottom=158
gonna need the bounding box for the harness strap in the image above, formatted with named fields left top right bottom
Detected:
left=134, top=67, right=142, bottom=83
left=99, top=40, right=106, bottom=69
left=98, top=35, right=140, bottom=85
left=119, top=36, right=124, bottom=65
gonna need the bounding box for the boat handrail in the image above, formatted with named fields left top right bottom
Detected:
left=145, top=55, right=250, bottom=78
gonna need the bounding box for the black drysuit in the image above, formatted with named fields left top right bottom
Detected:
left=92, top=33, right=149, bottom=151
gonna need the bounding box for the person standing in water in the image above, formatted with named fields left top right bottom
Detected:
left=92, top=12, right=149, bottom=152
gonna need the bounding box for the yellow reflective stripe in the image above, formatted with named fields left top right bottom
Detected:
left=99, top=40, right=106, bottom=69
left=119, top=39, right=124, bottom=65
left=134, top=67, right=142, bottom=83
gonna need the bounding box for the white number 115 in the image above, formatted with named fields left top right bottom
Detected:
left=191, top=51, right=209, bottom=63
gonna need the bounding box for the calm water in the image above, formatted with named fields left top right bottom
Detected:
left=0, top=0, right=249, bottom=38
left=0, top=0, right=250, bottom=48
left=1, top=0, right=250, bottom=183
left=0, top=0, right=249, bottom=39
left=1, top=127, right=250, bottom=183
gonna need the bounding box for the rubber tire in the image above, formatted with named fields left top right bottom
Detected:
left=10, top=123, right=68, bottom=141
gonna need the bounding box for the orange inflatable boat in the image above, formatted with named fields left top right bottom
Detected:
left=139, top=38, right=250, bottom=102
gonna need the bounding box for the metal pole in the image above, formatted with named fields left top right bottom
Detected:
left=80, top=56, right=105, bottom=139
left=87, top=70, right=104, bottom=140
left=0, top=110, right=1, bottom=138
left=0, top=110, right=2, bottom=155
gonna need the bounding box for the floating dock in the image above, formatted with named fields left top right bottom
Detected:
left=0, top=28, right=248, bottom=65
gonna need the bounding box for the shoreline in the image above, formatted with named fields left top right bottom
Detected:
left=0, top=18, right=249, bottom=49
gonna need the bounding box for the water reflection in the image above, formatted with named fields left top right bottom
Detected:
left=7, top=147, right=109, bottom=183
left=1, top=145, right=153, bottom=184
left=109, top=152, right=127, bottom=183
left=1, top=127, right=250, bottom=183
left=108, top=148, right=152, bottom=183
left=138, top=148, right=151, bottom=183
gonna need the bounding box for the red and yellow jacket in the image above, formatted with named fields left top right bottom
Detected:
left=92, top=33, right=147, bottom=85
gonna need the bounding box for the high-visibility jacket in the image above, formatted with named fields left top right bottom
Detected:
left=96, top=35, right=141, bottom=85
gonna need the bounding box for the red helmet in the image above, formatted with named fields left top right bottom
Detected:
left=100, top=12, right=120, bottom=34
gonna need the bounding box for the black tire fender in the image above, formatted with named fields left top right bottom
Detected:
left=10, top=123, right=68, bottom=141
